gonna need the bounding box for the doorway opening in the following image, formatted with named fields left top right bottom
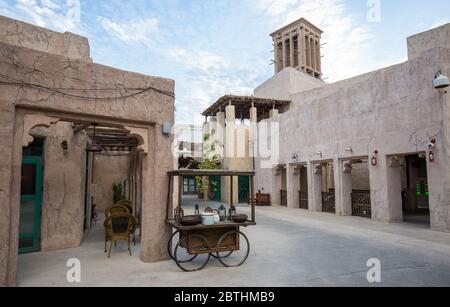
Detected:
left=299, top=165, right=309, bottom=210
left=19, top=137, right=44, bottom=254
left=276, top=166, right=287, bottom=207
left=347, top=159, right=371, bottom=219
left=320, top=162, right=335, bottom=214
left=402, top=154, right=430, bottom=226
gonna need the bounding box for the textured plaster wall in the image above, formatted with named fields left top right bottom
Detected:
left=254, top=41, right=450, bottom=231
left=93, top=154, right=130, bottom=212
left=255, top=67, right=324, bottom=101
left=408, top=23, right=450, bottom=60
left=0, top=17, right=174, bottom=286
left=31, top=122, right=87, bottom=252
left=0, top=15, right=91, bottom=61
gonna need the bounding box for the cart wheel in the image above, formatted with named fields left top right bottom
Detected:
left=168, top=231, right=198, bottom=263
left=174, top=234, right=211, bottom=272
left=210, top=251, right=233, bottom=259
left=216, top=231, right=250, bottom=268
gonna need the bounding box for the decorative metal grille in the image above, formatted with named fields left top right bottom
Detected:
left=322, top=191, right=336, bottom=213
left=280, top=190, right=288, bottom=207
left=299, top=191, right=309, bottom=210
left=351, top=191, right=372, bottom=218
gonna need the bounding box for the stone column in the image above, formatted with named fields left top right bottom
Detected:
left=310, top=37, right=316, bottom=71
left=289, top=34, right=295, bottom=68
left=300, top=27, right=306, bottom=69
left=334, top=159, right=353, bottom=216
left=287, top=164, right=300, bottom=208
left=427, top=143, right=450, bottom=232
left=269, top=108, right=279, bottom=120
left=249, top=107, right=257, bottom=161
left=1, top=109, right=24, bottom=286
left=272, top=167, right=282, bottom=206
left=369, top=155, right=403, bottom=223
left=308, top=162, right=323, bottom=212
left=428, top=90, right=450, bottom=232
left=316, top=39, right=321, bottom=74
left=282, top=37, right=286, bottom=70
left=273, top=39, right=279, bottom=74
left=140, top=125, right=172, bottom=263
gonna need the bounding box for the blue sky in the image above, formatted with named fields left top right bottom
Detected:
left=1, top=0, right=450, bottom=125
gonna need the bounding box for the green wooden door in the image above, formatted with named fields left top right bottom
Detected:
left=239, top=176, right=250, bottom=203
left=19, top=156, right=43, bottom=254
left=211, top=176, right=221, bottom=202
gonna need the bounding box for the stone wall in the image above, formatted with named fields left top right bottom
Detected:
left=254, top=30, right=450, bottom=231
left=408, top=23, right=450, bottom=60
left=93, top=154, right=131, bottom=212
left=0, top=17, right=175, bottom=286
left=31, top=122, right=87, bottom=252
left=0, top=15, right=91, bottom=61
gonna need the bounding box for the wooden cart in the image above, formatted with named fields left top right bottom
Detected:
left=166, top=170, right=256, bottom=272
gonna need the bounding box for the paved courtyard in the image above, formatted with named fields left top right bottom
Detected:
left=18, top=204, right=450, bottom=287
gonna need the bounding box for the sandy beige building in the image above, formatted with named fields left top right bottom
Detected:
left=203, top=18, right=450, bottom=232
left=0, top=16, right=175, bottom=287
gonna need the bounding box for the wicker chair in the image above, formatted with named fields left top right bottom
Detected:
left=105, top=204, right=130, bottom=218
left=116, top=200, right=133, bottom=214
left=104, top=214, right=137, bottom=258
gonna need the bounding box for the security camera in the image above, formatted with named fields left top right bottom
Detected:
left=433, top=71, right=450, bottom=90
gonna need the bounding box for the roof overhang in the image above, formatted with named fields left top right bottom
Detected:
left=202, top=95, right=291, bottom=120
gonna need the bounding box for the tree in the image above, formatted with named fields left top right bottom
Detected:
left=196, top=134, right=223, bottom=207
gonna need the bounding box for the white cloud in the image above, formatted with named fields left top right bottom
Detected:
left=257, top=0, right=400, bottom=82
left=3, top=0, right=83, bottom=33
left=258, top=0, right=298, bottom=17
left=97, top=16, right=158, bottom=47
left=170, top=48, right=258, bottom=123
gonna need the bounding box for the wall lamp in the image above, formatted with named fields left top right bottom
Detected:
left=371, top=150, right=379, bottom=167
left=61, top=140, right=68, bottom=153
left=345, top=147, right=353, bottom=154
left=315, top=151, right=323, bottom=158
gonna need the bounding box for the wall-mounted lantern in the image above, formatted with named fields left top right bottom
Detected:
left=428, top=139, right=437, bottom=163
left=60, top=140, right=68, bottom=153
left=371, top=150, right=379, bottom=167
left=429, top=151, right=436, bottom=163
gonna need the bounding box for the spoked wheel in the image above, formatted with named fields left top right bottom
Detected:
left=168, top=231, right=197, bottom=263
left=174, top=234, right=211, bottom=272
left=216, top=231, right=250, bottom=267
left=210, top=251, right=233, bottom=259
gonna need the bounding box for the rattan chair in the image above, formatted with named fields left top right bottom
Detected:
left=105, top=204, right=130, bottom=218
left=104, top=213, right=137, bottom=258
left=116, top=200, right=133, bottom=214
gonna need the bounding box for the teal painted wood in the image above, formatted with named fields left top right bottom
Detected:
left=19, top=156, right=43, bottom=254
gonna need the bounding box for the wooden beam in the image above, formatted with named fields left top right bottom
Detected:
left=73, top=123, right=89, bottom=134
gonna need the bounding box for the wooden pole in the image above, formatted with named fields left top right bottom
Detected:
left=178, top=176, right=183, bottom=213
left=250, top=176, right=255, bottom=222
left=230, top=176, right=234, bottom=207
left=166, top=175, right=172, bottom=220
